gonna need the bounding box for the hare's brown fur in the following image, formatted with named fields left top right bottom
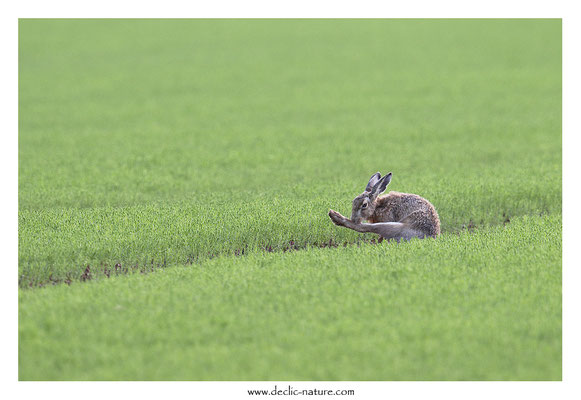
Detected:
left=369, top=191, right=440, bottom=238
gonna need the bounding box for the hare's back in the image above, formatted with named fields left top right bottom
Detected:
left=372, top=191, right=440, bottom=237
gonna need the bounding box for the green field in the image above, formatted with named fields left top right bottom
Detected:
left=18, top=19, right=562, bottom=380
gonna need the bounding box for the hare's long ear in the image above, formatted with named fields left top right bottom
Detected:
left=370, top=172, right=392, bottom=199
left=365, top=172, right=381, bottom=192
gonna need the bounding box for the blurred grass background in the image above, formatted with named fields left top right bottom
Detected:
left=19, top=19, right=561, bottom=285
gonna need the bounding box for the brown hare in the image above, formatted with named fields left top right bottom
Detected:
left=328, top=172, right=440, bottom=241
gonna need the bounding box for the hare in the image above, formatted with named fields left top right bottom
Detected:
left=328, top=172, right=440, bottom=241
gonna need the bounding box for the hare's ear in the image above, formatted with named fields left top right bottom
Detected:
left=370, top=172, right=392, bottom=198
left=365, top=172, right=381, bottom=192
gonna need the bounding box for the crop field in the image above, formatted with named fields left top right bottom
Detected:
left=18, top=19, right=561, bottom=380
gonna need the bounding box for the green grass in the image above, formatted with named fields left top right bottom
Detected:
left=19, top=215, right=561, bottom=380
left=18, top=19, right=561, bottom=380
left=18, top=19, right=561, bottom=285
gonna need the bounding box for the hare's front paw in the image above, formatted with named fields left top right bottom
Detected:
left=329, top=209, right=348, bottom=226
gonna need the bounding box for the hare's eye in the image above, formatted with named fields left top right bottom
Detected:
left=361, top=202, right=368, bottom=208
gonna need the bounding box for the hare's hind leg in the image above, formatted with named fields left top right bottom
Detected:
left=396, top=227, right=425, bottom=242
left=359, top=223, right=424, bottom=242
left=329, top=210, right=415, bottom=240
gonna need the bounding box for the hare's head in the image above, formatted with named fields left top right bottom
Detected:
left=350, top=172, right=392, bottom=224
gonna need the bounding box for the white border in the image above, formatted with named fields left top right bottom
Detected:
left=2, top=0, right=570, bottom=18
left=5, top=1, right=578, bottom=399
left=562, top=8, right=579, bottom=392
left=2, top=5, right=19, bottom=392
